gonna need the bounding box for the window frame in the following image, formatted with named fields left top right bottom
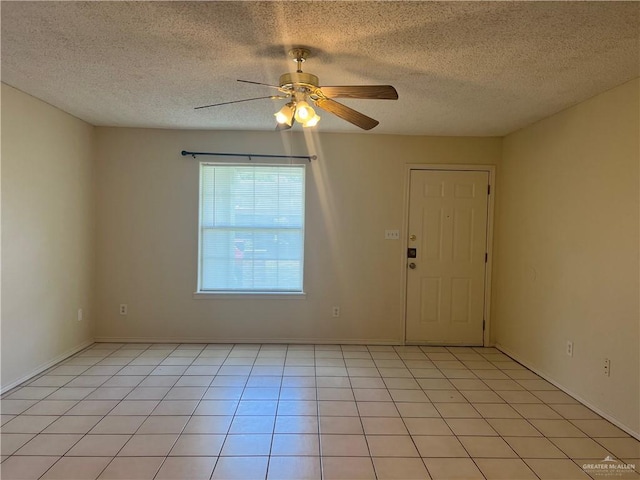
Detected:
left=195, top=162, right=306, bottom=297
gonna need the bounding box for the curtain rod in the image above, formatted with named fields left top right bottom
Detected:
left=181, top=150, right=317, bottom=162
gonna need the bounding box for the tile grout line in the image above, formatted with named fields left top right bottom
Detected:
left=397, top=345, right=445, bottom=479
left=313, top=346, right=324, bottom=480
left=146, top=342, right=205, bottom=480
left=442, top=346, right=522, bottom=480
left=202, top=343, right=236, bottom=479
left=31, top=341, right=139, bottom=480
left=1, top=342, right=636, bottom=480
left=52, top=342, right=180, bottom=480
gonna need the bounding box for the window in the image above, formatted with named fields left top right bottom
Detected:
left=198, top=163, right=305, bottom=293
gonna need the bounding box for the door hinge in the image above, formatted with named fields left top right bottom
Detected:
left=487, top=184, right=491, bottom=195
left=485, top=253, right=488, bottom=263
left=483, top=319, right=486, bottom=331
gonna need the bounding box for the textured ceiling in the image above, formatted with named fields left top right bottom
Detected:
left=1, top=1, right=638, bottom=136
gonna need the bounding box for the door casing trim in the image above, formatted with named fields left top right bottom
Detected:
left=401, top=164, right=496, bottom=347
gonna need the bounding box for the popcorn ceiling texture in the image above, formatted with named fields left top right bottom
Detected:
left=1, top=1, right=638, bottom=135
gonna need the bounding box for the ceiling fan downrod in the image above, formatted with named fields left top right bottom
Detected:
left=289, top=47, right=310, bottom=73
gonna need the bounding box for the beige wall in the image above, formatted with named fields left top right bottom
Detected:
left=1, top=84, right=95, bottom=390
left=93, top=128, right=500, bottom=343
left=5, top=74, right=637, bottom=436
left=493, top=78, right=640, bottom=435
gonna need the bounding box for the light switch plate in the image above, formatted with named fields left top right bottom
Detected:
left=385, top=229, right=400, bottom=240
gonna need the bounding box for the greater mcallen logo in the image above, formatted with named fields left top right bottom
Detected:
left=582, top=456, right=637, bottom=477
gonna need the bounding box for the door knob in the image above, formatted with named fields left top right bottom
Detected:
left=409, top=262, right=417, bottom=269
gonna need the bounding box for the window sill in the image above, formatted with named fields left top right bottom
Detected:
left=193, top=291, right=307, bottom=300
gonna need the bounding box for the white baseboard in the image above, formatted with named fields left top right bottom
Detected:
left=495, top=343, right=640, bottom=441
left=93, top=336, right=403, bottom=346
left=1, top=339, right=94, bottom=394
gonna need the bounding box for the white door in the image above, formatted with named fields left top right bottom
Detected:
left=405, top=170, right=489, bottom=345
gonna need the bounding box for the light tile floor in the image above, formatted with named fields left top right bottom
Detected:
left=1, top=343, right=639, bottom=480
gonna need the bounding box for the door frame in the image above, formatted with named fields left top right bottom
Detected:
left=401, top=164, right=496, bottom=347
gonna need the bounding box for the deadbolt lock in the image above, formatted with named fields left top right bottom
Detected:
left=409, top=234, right=417, bottom=241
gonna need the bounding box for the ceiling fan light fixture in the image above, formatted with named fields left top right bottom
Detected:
left=302, top=113, right=321, bottom=127
left=294, top=101, right=315, bottom=123
left=274, top=102, right=295, bottom=126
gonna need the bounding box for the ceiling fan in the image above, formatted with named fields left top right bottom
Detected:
left=195, top=48, right=398, bottom=130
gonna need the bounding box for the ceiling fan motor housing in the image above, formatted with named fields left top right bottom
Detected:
left=279, top=72, right=319, bottom=93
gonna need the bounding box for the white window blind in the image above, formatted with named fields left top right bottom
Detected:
left=198, top=163, right=305, bottom=292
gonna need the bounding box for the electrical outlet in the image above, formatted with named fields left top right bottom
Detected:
left=332, top=306, right=340, bottom=317
left=566, top=341, right=573, bottom=357
left=119, top=304, right=128, bottom=315
left=384, top=230, right=400, bottom=240
left=604, top=358, right=611, bottom=377
left=77, top=308, right=83, bottom=322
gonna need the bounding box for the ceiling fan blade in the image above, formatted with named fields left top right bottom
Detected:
left=237, top=79, right=282, bottom=90
left=314, top=98, right=379, bottom=130
left=318, top=85, right=398, bottom=100
left=194, top=95, right=288, bottom=110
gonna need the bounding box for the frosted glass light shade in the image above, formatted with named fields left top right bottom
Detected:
left=294, top=101, right=315, bottom=123
left=302, top=114, right=321, bottom=127
left=275, top=103, right=295, bottom=126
